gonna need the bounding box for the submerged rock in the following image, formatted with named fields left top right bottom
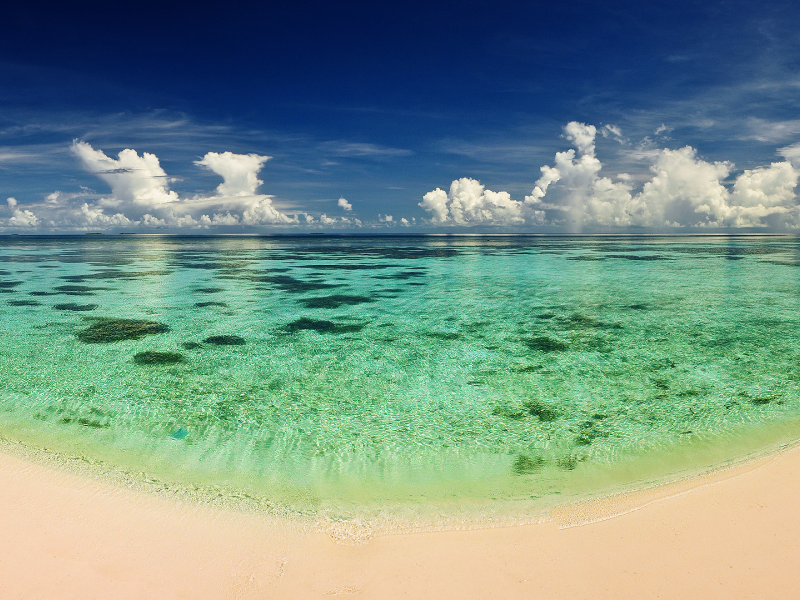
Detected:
left=492, top=404, right=527, bottom=420
left=53, top=303, right=98, bottom=312
left=7, top=299, right=41, bottom=306
left=203, top=335, right=246, bottom=345
left=285, top=318, right=364, bottom=334
left=134, top=351, right=184, bottom=365
left=262, top=275, right=341, bottom=293
left=76, top=318, right=170, bottom=343
left=512, top=454, right=545, bottom=475
left=53, top=284, right=99, bottom=296
left=523, top=399, right=561, bottom=421
left=524, top=336, right=568, bottom=352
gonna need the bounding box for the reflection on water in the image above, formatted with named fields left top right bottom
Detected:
left=2, top=234, right=800, bottom=525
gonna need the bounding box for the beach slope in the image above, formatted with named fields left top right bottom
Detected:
left=1, top=445, right=798, bottom=599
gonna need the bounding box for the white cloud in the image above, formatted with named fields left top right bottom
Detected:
left=419, top=177, right=527, bottom=226
left=1, top=143, right=306, bottom=230
left=5, top=125, right=800, bottom=232
left=319, top=141, right=412, bottom=157
left=0, top=150, right=34, bottom=163
left=725, top=161, right=800, bottom=226
left=5, top=198, right=40, bottom=227
left=195, top=151, right=269, bottom=196
left=601, top=124, right=626, bottom=144
left=524, top=122, right=634, bottom=229
left=632, top=147, right=732, bottom=226
left=742, top=118, right=800, bottom=143
left=779, top=142, right=800, bottom=166
left=422, top=121, right=800, bottom=230
left=71, top=141, right=179, bottom=207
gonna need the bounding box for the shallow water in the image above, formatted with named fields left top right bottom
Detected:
left=2, top=234, right=800, bottom=526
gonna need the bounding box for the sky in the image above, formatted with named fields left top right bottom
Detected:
left=1, top=0, right=800, bottom=233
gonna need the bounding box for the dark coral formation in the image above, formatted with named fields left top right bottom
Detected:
left=203, top=335, right=246, bottom=345
left=574, top=418, right=610, bottom=446
left=133, top=351, right=185, bottom=365
left=605, top=254, right=671, bottom=261
left=285, top=318, right=364, bottom=334
left=0, top=280, right=21, bottom=293
left=53, top=284, right=100, bottom=295
left=557, top=455, right=579, bottom=470
left=565, top=313, right=622, bottom=330
left=492, top=404, right=527, bottom=420
left=62, top=269, right=171, bottom=282
left=512, top=454, right=545, bottom=475
left=53, top=303, right=98, bottom=312
left=524, top=336, right=568, bottom=352
left=261, top=275, right=341, bottom=293
left=425, top=331, right=463, bottom=340
left=373, top=270, right=427, bottom=280
left=76, top=318, right=170, bottom=343
left=523, top=399, right=561, bottom=421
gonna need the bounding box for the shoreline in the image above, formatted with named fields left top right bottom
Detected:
left=2, top=422, right=797, bottom=537
left=2, top=437, right=799, bottom=598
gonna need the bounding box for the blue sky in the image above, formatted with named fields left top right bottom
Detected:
left=2, top=0, right=800, bottom=232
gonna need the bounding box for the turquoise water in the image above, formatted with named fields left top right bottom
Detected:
left=2, top=235, right=800, bottom=525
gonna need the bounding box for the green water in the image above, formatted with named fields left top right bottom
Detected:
left=2, top=235, right=800, bottom=526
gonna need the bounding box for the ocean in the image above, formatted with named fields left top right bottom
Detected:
left=2, top=234, right=799, bottom=529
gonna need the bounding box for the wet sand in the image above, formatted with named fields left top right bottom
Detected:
left=1, top=442, right=799, bottom=599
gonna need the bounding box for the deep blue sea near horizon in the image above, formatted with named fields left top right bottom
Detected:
left=2, top=234, right=800, bottom=527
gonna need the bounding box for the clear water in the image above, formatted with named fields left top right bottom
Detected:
left=2, top=235, right=800, bottom=526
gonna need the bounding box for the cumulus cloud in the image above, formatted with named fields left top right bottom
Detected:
left=1, top=142, right=317, bottom=231
left=5, top=125, right=800, bottom=232
left=71, top=141, right=179, bottom=207
left=5, top=198, right=40, bottom=227
left=524, top=122, right=634, bottom=229
left=195, top=152, right=269, bottom=196
left=632, top=147, right=732, bottom=226
left=419, top=177, right=529, bottom=225
left=420, top=121, right=800, bottom=230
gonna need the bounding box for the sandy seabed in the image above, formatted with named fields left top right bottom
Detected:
left=1, top=440, right=799, bottom=600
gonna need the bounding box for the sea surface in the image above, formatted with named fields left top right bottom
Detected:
left=2, top=234, right=800, bottom=528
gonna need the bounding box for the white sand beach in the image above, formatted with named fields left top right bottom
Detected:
left=1, top=441, right=798, bottom=599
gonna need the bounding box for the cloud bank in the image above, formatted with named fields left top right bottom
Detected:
left=420, top=122, right=800, bottom=230
left=4, top=124, right=800, bottom=232
left=2, top=142, right=362, bottom=231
